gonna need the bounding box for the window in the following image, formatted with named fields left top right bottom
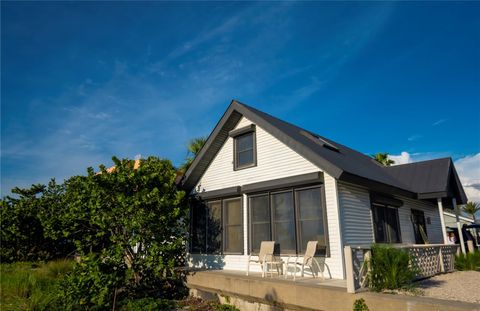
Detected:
left=272, top=191, right=296, bottom=253
left=372, top=204, right=401, bottom=243
left=191, top=201, right=206, bottom=253
left=411, top=209, right=427, bottom=244
left=206, top=201, right=222, bottom=253
left=296, top=187, right=326, bottom=253
left=250, top=195, right=271, bottom=253
left=234, top=131, right=256, bottom=169
left=190, top=197, right=243, bottom=254
left=249, top=185, right=328, bottom=255
left=223, top=198, right=243, bottom=253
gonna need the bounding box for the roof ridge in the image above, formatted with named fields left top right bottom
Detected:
left=387, top=157, right=452, bottom=168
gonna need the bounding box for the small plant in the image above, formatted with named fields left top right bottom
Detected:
left=119, top=297, right=176, bottom=311
left=455, top=251, right=480, bottom=271
left=353, top=298, right=369, bottom=311
left=368, top=244, right=417, bottom=292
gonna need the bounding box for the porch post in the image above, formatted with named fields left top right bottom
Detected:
left=437, top=198, right=448, bottom=244
left=453, top=198, right=466, bottom=254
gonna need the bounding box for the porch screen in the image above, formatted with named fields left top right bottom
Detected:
left=272, top=191, right=296, bottom=253
left=250, top=195, right=271, bottom=253
left=206, top=200, right=222, bottom=253
left=248, top=185, right=327, bottom=255
left=296, top=187, right=326, bottom=253
left=191, top=202, right=206, bottom=253
left=223, top=198, right=243, bottom=254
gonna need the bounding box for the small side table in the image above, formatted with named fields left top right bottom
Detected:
left=263, top=258, right=284, bottom=277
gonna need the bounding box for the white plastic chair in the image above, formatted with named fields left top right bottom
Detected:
left=246, top=241, right=276, bottom=277
left=285, top=241, right=323, bottom=280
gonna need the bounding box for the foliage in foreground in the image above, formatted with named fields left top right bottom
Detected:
left=353, top=298, right=369, bottom=311
left=0, top=260, right=74, bottom=311
left=1, top=262, right=239, bottom=311
left=0, top=181, right=74, bottom=263
left=455, top=251, right=480, bottom=271
left=52, top=156, right=189, bottom=309
left=368, top=244, right=417, bottom=292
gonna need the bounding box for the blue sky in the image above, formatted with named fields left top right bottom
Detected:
left=2, top=2, right=479, bottom=200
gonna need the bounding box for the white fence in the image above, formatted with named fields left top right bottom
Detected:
left=344, top=244, right=459, bottom=293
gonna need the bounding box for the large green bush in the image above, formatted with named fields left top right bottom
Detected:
left=455, top=251, right=480, bottom=271
left=53, top=157, right=189, bottom=309
left=368, top=244, right=417, bottom=292
left=0, top=181, right=74, bottom=263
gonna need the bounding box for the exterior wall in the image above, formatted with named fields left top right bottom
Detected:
left=337, top=182, right=444, bottom=246
left=190, top=116, right=345, bottom=279
left=195, top=117, right=320, bottom=193
left=396, top=197, right=443, bottom=244
left=338, top=183, right=375, bottom=246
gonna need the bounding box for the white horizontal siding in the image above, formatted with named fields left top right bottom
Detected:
left=195, top=117, right=320, bottom=192
left=396, top=197, right=443, bottom=244
left=338, top=183, right=374, bottom=246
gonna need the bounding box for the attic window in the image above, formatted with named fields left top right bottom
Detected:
left=229, top=125, right=257, bottom=170
left=300, top=130, right=340, bottom=153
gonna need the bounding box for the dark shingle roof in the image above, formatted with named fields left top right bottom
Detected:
left=182, top=100, right=467, bottom=204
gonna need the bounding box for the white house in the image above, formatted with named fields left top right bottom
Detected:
left=181, top=100, right=467, bottom=280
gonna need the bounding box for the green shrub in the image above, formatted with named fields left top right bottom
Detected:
left=455, top=251, right=480, bottom=271
left=0, top=261, right=71, bottom=311
left=368, top=244, right=417, bottom=292
left=119, top=297, right=176, bottom=311
left=353, top=298, right=369, bottom=311
left=59, top=254, right=126, bottom=310
left=215, top=304, right=240, bottom=311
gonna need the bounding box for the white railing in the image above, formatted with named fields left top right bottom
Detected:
left=344, top=244, right=459, bottom=293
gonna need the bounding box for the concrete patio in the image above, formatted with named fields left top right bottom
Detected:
left=187, top=269, right=480, bottom=311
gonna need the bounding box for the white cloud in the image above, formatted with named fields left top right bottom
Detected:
left=407, top=134, right=423, bottom=142
left=388, top=151, right=412, bottom=165
left=432, top=119, right=447, bottom=126
left=454, top=153, right=480, bottom=203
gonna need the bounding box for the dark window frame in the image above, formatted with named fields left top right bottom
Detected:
left=222, top=197, right=244, bottom=255
left=232, top=128, right=257, bottom=171
left=371, top=203, right=402, bottom=244
left=190, top=196, right=244, bottom=255
left=411, top=208, right=428, bottom=244
left=247, top=184, right=329, bottom=256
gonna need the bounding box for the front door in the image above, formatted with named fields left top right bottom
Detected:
left=411, top=209, right=428, bottom=244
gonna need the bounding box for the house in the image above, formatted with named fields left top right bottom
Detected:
left=444, top=211, right=474, bottom=228
left=181, top=100, right=467, bottom=280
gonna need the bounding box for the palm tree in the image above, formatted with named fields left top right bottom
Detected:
left=179, top=136, right=207, bottom=173
left=462, top=201, right=480, bottom=222
left=372, top=152, right=395, bottom=166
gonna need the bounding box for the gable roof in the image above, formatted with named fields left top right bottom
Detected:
left=181, top=100, right=467, bottom=204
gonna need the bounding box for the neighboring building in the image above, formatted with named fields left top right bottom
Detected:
left=444, top=211, right=474, bottom=228
left=181, top=100, right=467, bottom=280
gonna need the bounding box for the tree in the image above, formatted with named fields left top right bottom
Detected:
left=462, top=201, right=480, bottom=222
left=0, top=180, right=73, bottom=262
left=179, top=136, right=207, bottom=173
left=372, top=153, right=395, bottom=166
left=55, top=156, right=188, bottom=309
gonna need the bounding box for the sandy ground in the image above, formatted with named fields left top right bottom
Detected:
left=416, top=271, right=480, bottom=304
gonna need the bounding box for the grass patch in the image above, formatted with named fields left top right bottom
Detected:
left=455, top=251, right=480, bottom=271
left=0, top=260, right=74, bottom=311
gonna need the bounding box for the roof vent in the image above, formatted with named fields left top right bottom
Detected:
left=300, top=130, right=340, bottom=153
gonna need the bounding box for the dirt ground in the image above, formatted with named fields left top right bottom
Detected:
left=415, top=271, right=480, bottom=304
